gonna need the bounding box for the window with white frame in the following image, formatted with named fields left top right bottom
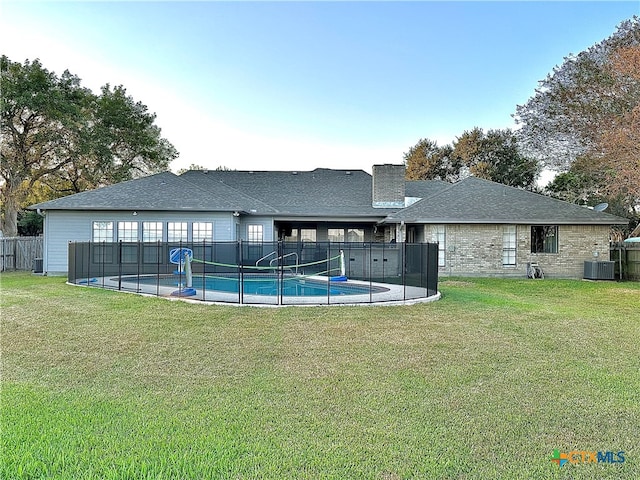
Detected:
left=502, top=225, right=517, bottom=266
left=142, top=222, right=163, bottom=264
left=300, top=228, right=316, bottom=242
left=347, top=228, right=364, bottom=242
left=328, top=228, right=344, bottom=242
left=284, top=228, right=298, bottom=242
left=432, top=225, right=446, bottom=267
left=248, top=224, right=263, bottom=243
left=192, top=222, right=213, bottom=242
left=142, top=222, right=163, bottom=242
left=167, top=222, right=188, bottom=242
left=92, top=221, right=113, bottom=242
left=117, top=221, right=138, bottom=242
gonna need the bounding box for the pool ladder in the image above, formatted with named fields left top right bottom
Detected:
left=255, top=251, right=299, bottom=274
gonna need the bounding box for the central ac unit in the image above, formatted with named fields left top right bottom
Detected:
left=583, top=261, right=615, bottom=280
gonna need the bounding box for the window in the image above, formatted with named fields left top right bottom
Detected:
left=432, top=225, right=446, bottom=267
left=117, top=221, right=138, bottom=242
left=193, top=222, right=213, bottom=242
left=92, top=221, right=113, bottom=242
left=328, top=228, right=344, bottom=242
left=531, top=226, right=558, bottom=254
left=248, top=224, right=263, bottom=243
left=503, top=225, right=517, bottom=266
left=284, top=228, right=298, bottom=242
left=142, top=222, right=163, bottom=242
left=92, top=222, right=114, bottom=263
left=168, top=222, right=188, bottom=242
left=347, top=228, right=364, bottom=242
left=300, top=229, right=316, bottom=242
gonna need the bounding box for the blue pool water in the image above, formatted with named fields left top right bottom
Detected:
left=132, top=274, right=388, bottom=297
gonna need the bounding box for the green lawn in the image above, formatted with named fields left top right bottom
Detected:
left=1, top=272, right=639, bottom=479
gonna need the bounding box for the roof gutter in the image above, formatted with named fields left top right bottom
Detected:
left=380, top=218, right=629, bottom=225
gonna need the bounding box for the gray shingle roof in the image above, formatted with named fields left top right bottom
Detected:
left=29, top=171, right=278, bottom=214
left=180, top=168, right=393, bottom=217
left=29, top=170, right=628, bottom=226
left=405, top=180, right=450, bottom=198
left=384, top=176, right=628, bottom=225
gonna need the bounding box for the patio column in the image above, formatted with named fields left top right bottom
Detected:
left=396, top=222, right=406, bottom=243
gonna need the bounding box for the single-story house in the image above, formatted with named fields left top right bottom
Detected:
left=30, top=164, right=627, bottom=278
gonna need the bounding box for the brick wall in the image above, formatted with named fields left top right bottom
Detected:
left=424, top=224, right=611, bottom=279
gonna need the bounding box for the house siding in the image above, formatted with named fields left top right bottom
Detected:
left=425, top=224, right=611, bottom=279
left=42, top=210, right=235, bottom=274
left=240, top=217, right=274, bottom=242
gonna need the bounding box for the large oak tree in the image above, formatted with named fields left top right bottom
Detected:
left=1, top=56, right=178, bottom=236
left=453, top=128, right=538, bottom=188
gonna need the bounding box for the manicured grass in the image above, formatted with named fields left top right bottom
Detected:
left=1, top=272, right=639, bottom=479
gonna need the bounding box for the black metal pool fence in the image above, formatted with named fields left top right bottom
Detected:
left=68, top=241, right=439, bottom=305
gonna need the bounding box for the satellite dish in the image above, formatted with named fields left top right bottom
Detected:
left=593, top=203, right=609, bottom=212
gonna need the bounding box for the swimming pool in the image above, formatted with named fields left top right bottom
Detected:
left=69, top=240, right=439, bottom=305
left=135, top=274, right=389, bottom=297
left=78, top=272, right=438, bottom=305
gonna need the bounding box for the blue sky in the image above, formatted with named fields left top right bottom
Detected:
left=2, top=1, right=638, bottom=173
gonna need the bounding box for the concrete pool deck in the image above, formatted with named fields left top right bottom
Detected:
left=71, top=274, right=440, bottom=306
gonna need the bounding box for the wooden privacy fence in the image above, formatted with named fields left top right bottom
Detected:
left=0, top=237, right=43, bottom=272
left=610, top=242, right=640, bottom=281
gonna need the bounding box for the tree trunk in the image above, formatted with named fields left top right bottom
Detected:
left=1, top=198, right=19, bottom=237
left=1, top=179, right=21, bottom=237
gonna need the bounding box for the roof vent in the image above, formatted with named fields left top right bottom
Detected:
left=292, top=171, right=298, bottom=175
left=346, top=171, right=351, bottom=175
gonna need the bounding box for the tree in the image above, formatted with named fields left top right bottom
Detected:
left=595, top=45, right=640, bottom=207
left=17, top=211, right=43, bottom=236
left=404, top=138, right=461, bottom=182
left=514, top=17, right=640, bottom=205
left=0, top=56, right=178, bottom=236
left=403, top=129, right=538, bottom=188
left=177, top=164, right=208, bottom=175
left=1, top=57, right=88, bottom=236
left=452, top=128, right=539, bottom=188
left=546, top=155, right=639, bottom=236
left=545, top=155, right=605, bottom=204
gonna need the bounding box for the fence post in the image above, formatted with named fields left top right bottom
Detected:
left=156, top=241, right=161, bottom=296
left=369, top=242, right=373, bottom=304
left=202, top=239, right=206, bottom=302
left=87, top=242, right=91, bottom=285
left=238, top=240, right=243, bottom=305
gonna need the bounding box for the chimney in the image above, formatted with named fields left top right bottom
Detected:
left=372, top=164, right=405, bottom=208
